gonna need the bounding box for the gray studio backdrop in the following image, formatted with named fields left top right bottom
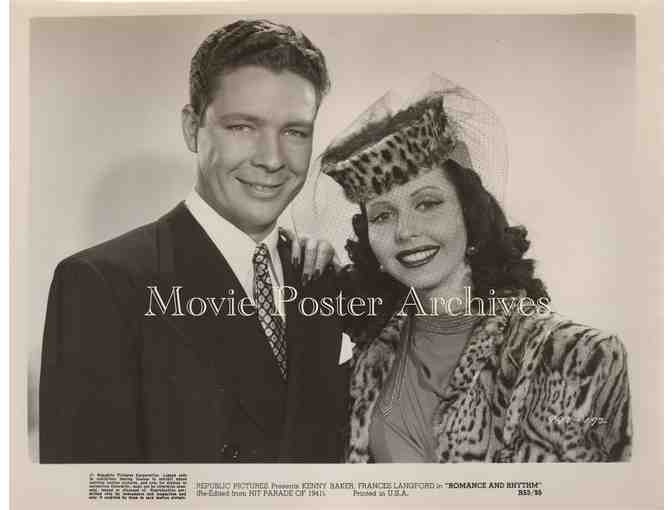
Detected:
left=29, top=14, right=646, bottom=461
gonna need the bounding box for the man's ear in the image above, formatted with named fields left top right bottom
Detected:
left=181, top=104, right=200, bottom=153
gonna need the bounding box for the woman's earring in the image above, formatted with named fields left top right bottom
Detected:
left=465, top=245, right=478, bottom=258
left=379, top=264, right=385, bottom=272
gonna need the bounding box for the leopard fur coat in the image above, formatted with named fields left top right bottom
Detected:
left=347, top=308, right=632, bottom=462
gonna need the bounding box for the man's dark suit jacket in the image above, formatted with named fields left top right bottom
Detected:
left=39, top=203, right=349, bottom=463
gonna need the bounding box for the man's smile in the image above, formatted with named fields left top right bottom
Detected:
left=236, top=177, right=287, bottom=198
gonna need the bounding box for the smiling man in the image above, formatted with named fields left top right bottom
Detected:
left=39, top=20, right=349, bottom=463
left=182, top=64, right=318, bottom=241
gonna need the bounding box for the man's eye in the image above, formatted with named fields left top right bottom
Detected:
left=416, top=199, right=442, bottom=212
left=284, top=128, right=310, bottom=139
left=226, top=124, right=254, bottom=133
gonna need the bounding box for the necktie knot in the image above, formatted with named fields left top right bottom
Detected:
left=253, top=243, right=271, bottom=270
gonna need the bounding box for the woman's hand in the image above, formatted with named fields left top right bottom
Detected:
left=279, top=227, right=341, bottom=285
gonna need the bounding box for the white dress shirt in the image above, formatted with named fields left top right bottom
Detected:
left=184, top=190, right=286, bottom=318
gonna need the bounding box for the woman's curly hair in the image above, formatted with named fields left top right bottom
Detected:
left=342, top=158, right=549, bottom=339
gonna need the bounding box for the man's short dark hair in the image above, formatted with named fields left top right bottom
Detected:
left=189, top=19, right=331, bottom=119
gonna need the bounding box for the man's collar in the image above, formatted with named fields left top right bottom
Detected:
left=185, top=189, right=279, bottom=247
left=184, top=189, right=282, bottom=284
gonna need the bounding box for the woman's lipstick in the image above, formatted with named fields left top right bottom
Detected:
left=395, top=245, right=440, bottom=268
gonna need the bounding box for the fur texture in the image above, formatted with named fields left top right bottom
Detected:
left=322, top=96, right=457, bottom=203
left=347, top=309, right=632, bottom=463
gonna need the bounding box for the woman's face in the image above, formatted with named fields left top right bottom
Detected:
left=365, top=166, right=468, bottom=296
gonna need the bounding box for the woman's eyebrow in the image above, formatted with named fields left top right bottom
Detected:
left=367, top=199, right=394, bottom=210
left=410, top=185, right=441, bottom=197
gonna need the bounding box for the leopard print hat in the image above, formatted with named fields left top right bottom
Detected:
left=320, top=75, right=508, bottom=204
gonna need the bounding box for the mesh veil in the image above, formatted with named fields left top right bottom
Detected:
left=286, top=74, right=509, bottom=264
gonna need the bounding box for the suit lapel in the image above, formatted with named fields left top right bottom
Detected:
left=153, top=203, right=287, bottom=431
left=277, top=237, right=303, bottom=423
left=277, top=248, right=350, bottom=460
left=276, top=238, right=301, bottom=379
left=276, top=238, right=309, bottom=460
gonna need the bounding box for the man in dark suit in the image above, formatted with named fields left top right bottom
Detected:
left=39, top=19, right=349, bottom=463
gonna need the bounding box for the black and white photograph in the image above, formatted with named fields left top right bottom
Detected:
left=11, top=2, right=662, bottom=509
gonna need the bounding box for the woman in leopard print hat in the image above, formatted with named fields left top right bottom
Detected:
left=320, top=75, right=632, bottom=463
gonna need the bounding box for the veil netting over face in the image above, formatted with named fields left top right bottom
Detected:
left=287, top=74, right=509, bottom=268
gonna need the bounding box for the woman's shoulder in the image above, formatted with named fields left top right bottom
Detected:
left=504, top=309, right=628, bottom=376
left=508, top=309, right=625, bottom=347
left=500, top=309, right=631, bottom=462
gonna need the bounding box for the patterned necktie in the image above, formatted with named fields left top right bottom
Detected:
left=252, top=243, right=288, bottom=381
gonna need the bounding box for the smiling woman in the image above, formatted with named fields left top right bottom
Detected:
left=365, top=168, right=469, bottom=300
left=319, top=75, right=632, bottom=463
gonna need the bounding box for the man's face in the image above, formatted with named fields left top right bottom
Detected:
left=182, top=65, right=318, bottom=241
